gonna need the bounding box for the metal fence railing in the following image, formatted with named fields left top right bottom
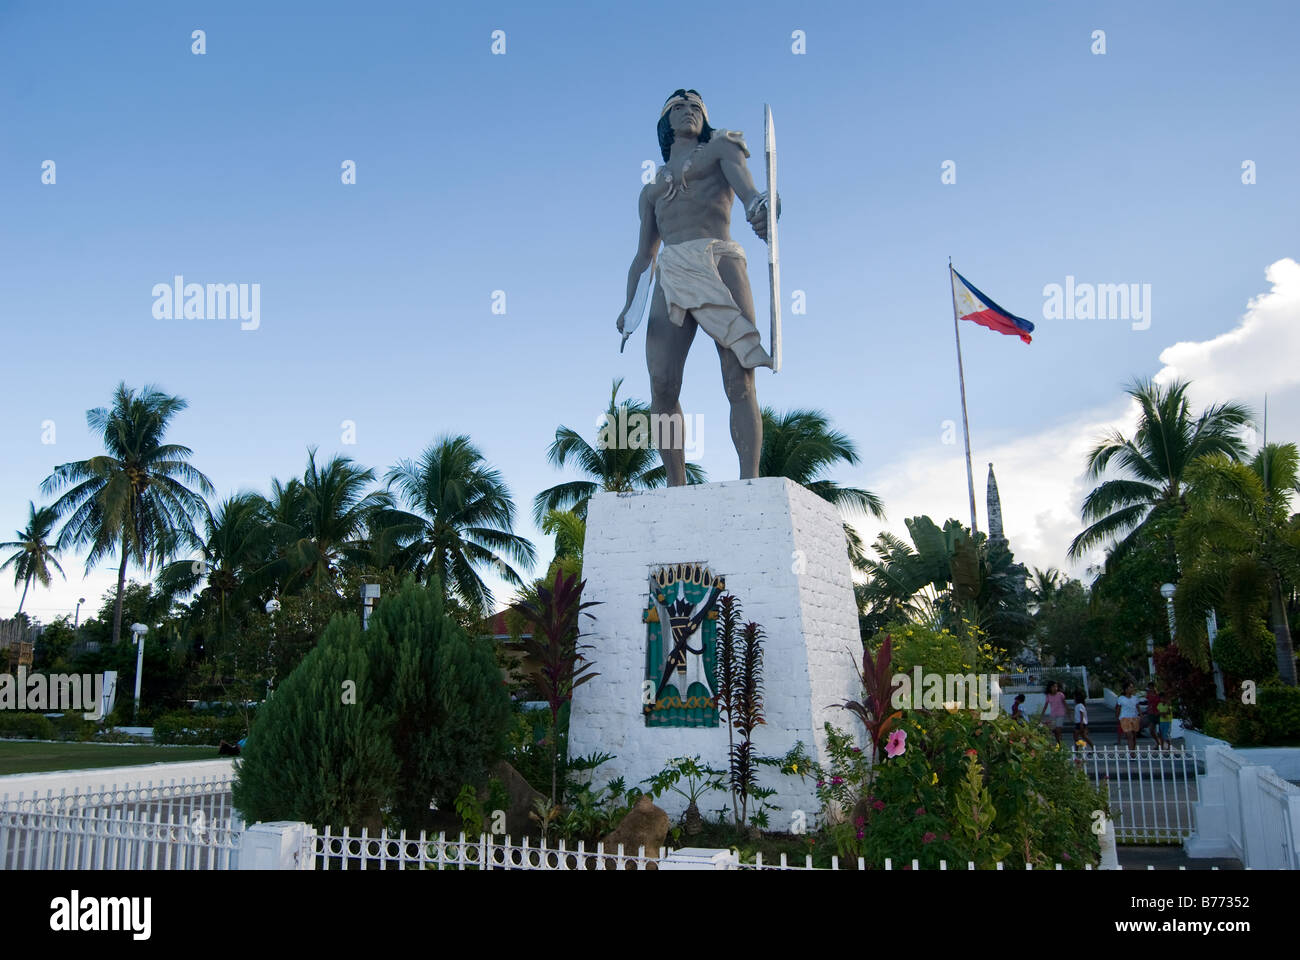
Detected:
left=0, top=806, right=241, bottom=870
left=1074, top=745, right=1202, bottom=842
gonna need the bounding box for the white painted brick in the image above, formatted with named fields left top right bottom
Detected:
left=568, top=478, right=863, bottom=822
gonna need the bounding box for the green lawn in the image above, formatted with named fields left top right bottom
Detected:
left=0, top=742, right=220, bottom=776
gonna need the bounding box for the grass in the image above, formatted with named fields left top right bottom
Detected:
left=0, top=741, right=219, bottom=776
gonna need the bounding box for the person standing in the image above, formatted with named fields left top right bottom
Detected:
left=1039, top=681, right=1067, bottom=745
left=1144, top=684, right=1166, bottom=749
left=1157, top=696, right=1175, bottom=750
left=1073, top=690, right=1094, bottom=748
left=1116, top=683, right=1142, bottom=753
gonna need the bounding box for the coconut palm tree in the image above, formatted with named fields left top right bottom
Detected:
left=533, top=379, right=706, bottom=523
left=1174, top=444, right=1300, bottom=684
left=155, top=492, right=279, bottom=634
left=380, top=435, right=536, bottom=619
left=1068, top=378, right=1252, bottom=564
left=1, top=503, right=66, bottom=617
left=41, top=383, right=214, bottom=646
left=274, top=449, right=390, bottom=591
left=1028, top=567, right=1063, bottom=611
left=858, top=515, right=1031, bottom=652
left=759, top=407, right=885, bottom=569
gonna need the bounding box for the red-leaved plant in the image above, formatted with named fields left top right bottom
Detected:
left=839, top=634, right=903, bottom=760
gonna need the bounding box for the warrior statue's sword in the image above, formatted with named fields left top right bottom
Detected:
left=765, top=103, right=781, bottom=373
left=619, top=253, right=656, bottom=353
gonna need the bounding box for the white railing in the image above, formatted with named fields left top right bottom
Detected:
left=1076, top=746, right=1203, bottom=842
left=312, top=827, right=663, bottom=870
left=1001, top=666, right=1088, bottom=693
left=0, top=806, right=241, bottom=870
left=1255, top=769, right=1300, bottom=870
left=0, top=773, right=236, bottom=826
left=0, top=808, right=1239, bottom=870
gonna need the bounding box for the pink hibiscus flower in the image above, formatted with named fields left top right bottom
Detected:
left=885, top=729, right=907, bottom=758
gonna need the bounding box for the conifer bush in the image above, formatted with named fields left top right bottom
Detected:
left=232, top=614, right=397, bottom=830
left=233, top=576, right=511, bottom=830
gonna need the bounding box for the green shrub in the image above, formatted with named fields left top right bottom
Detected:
left=1213, top=620, right=1276, bottom=684
left=233, top=576, right=512, bottom=832
left=153, top=711, right=250, bottom=745
left=368, top=575, right=512, bottom=828
left=232, top=612, right=399, bottom=830
left=0, top=713, right=56, bottom=740
left=878, top=621, right=1006, bottom=680
left=53, top=712, right=98, bottom=742
left=1204, top=702, right=1266, bottom=745
left=795, top=709, right=1105, bottom=869
left=1258, top=682, right=1300, bottom=742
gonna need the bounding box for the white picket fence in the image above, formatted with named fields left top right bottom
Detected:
left=312, top=827, right=663, bottom=870
left=5, top=753, right=1296, bottom=870
left=0, top=806, right=241, bottom=869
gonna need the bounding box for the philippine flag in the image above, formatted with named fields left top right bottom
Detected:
left=951, top=268, right=1035, bottom=344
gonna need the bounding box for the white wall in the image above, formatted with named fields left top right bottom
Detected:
left=0, top=759, right=234, bottom=803
left=1187, top=745, right=1300, bottom=868
left=568, top=478, right=863, bottom=824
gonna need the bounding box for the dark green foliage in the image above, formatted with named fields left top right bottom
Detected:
left=232, top=576, right=511, bottom=831
left=232, top=613, right=398, bottom=830
left=1154, top=643, right=1217, bottom=728
left=153, top=710, right=252, bottom=745
left=0, top=713, right=57, bottom=740
left=370, top=575, right=513, bottom=827
left=718, top=609, right=765, bottom=827
left=801, top=712, right=1105, bottom=869
left=1259, top=682, right=1300, bottom=741
left=858, top=516, right=1031, bottom=658
left=1212, top=619, right=1276, bottom=684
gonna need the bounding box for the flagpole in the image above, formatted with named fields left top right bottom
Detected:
left=949, top=258, right=978, bottom=534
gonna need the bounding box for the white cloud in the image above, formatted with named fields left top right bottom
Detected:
left=852, top=258, right=1300, bottom=582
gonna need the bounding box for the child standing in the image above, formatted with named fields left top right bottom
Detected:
left=1039, top=681, right=1067, bottom=745
left=1073, top=690, right=1093, bottom=748
left=1157, top=696, right=1174, bottom=750
left=1011, top=693, right=1026, bottom=721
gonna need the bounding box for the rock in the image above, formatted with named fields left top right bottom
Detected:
left=483, top=760, right=547, bottom=838
left=601, top=795, right=669, bottom=870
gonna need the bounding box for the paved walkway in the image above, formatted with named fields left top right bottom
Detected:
left=1118, top=846, right=1242, bottom=870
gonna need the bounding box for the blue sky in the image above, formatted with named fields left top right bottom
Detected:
left=2, top=0, right=1298, bottom=621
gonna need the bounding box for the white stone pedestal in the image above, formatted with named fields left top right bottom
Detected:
left=567, top=477, right=864, bottom=828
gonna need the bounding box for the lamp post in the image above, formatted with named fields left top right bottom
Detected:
left=265, top=598, right=280, bottom=699
left=74, top=598, right=85, bottom=628
left=361, top=584, right=380, bottom=631
left=130, top=623, right=148, bottom=722
left=1158, top=583, right=1177, bottom=681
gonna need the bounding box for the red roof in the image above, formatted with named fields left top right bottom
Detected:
left=482, top=609, right=530, bottom=640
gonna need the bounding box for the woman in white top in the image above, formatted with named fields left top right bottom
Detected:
left=1115, top=683, right=1142, bottom=750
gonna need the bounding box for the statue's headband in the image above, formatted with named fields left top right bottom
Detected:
left=660, top=91, right=709, bottom=122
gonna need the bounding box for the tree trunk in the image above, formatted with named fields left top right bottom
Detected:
left=16, top=577, right=30, bottom=616
left=684, top=801, right=702, bottom=836
left=112, top=532, right=129, bottom=646
left=1270, top=577, right=1297, bottom=686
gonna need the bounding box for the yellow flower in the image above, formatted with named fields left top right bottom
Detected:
left=931, top=772, right=939, bottom=785
left=792, top=763, right=799, bottom=773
